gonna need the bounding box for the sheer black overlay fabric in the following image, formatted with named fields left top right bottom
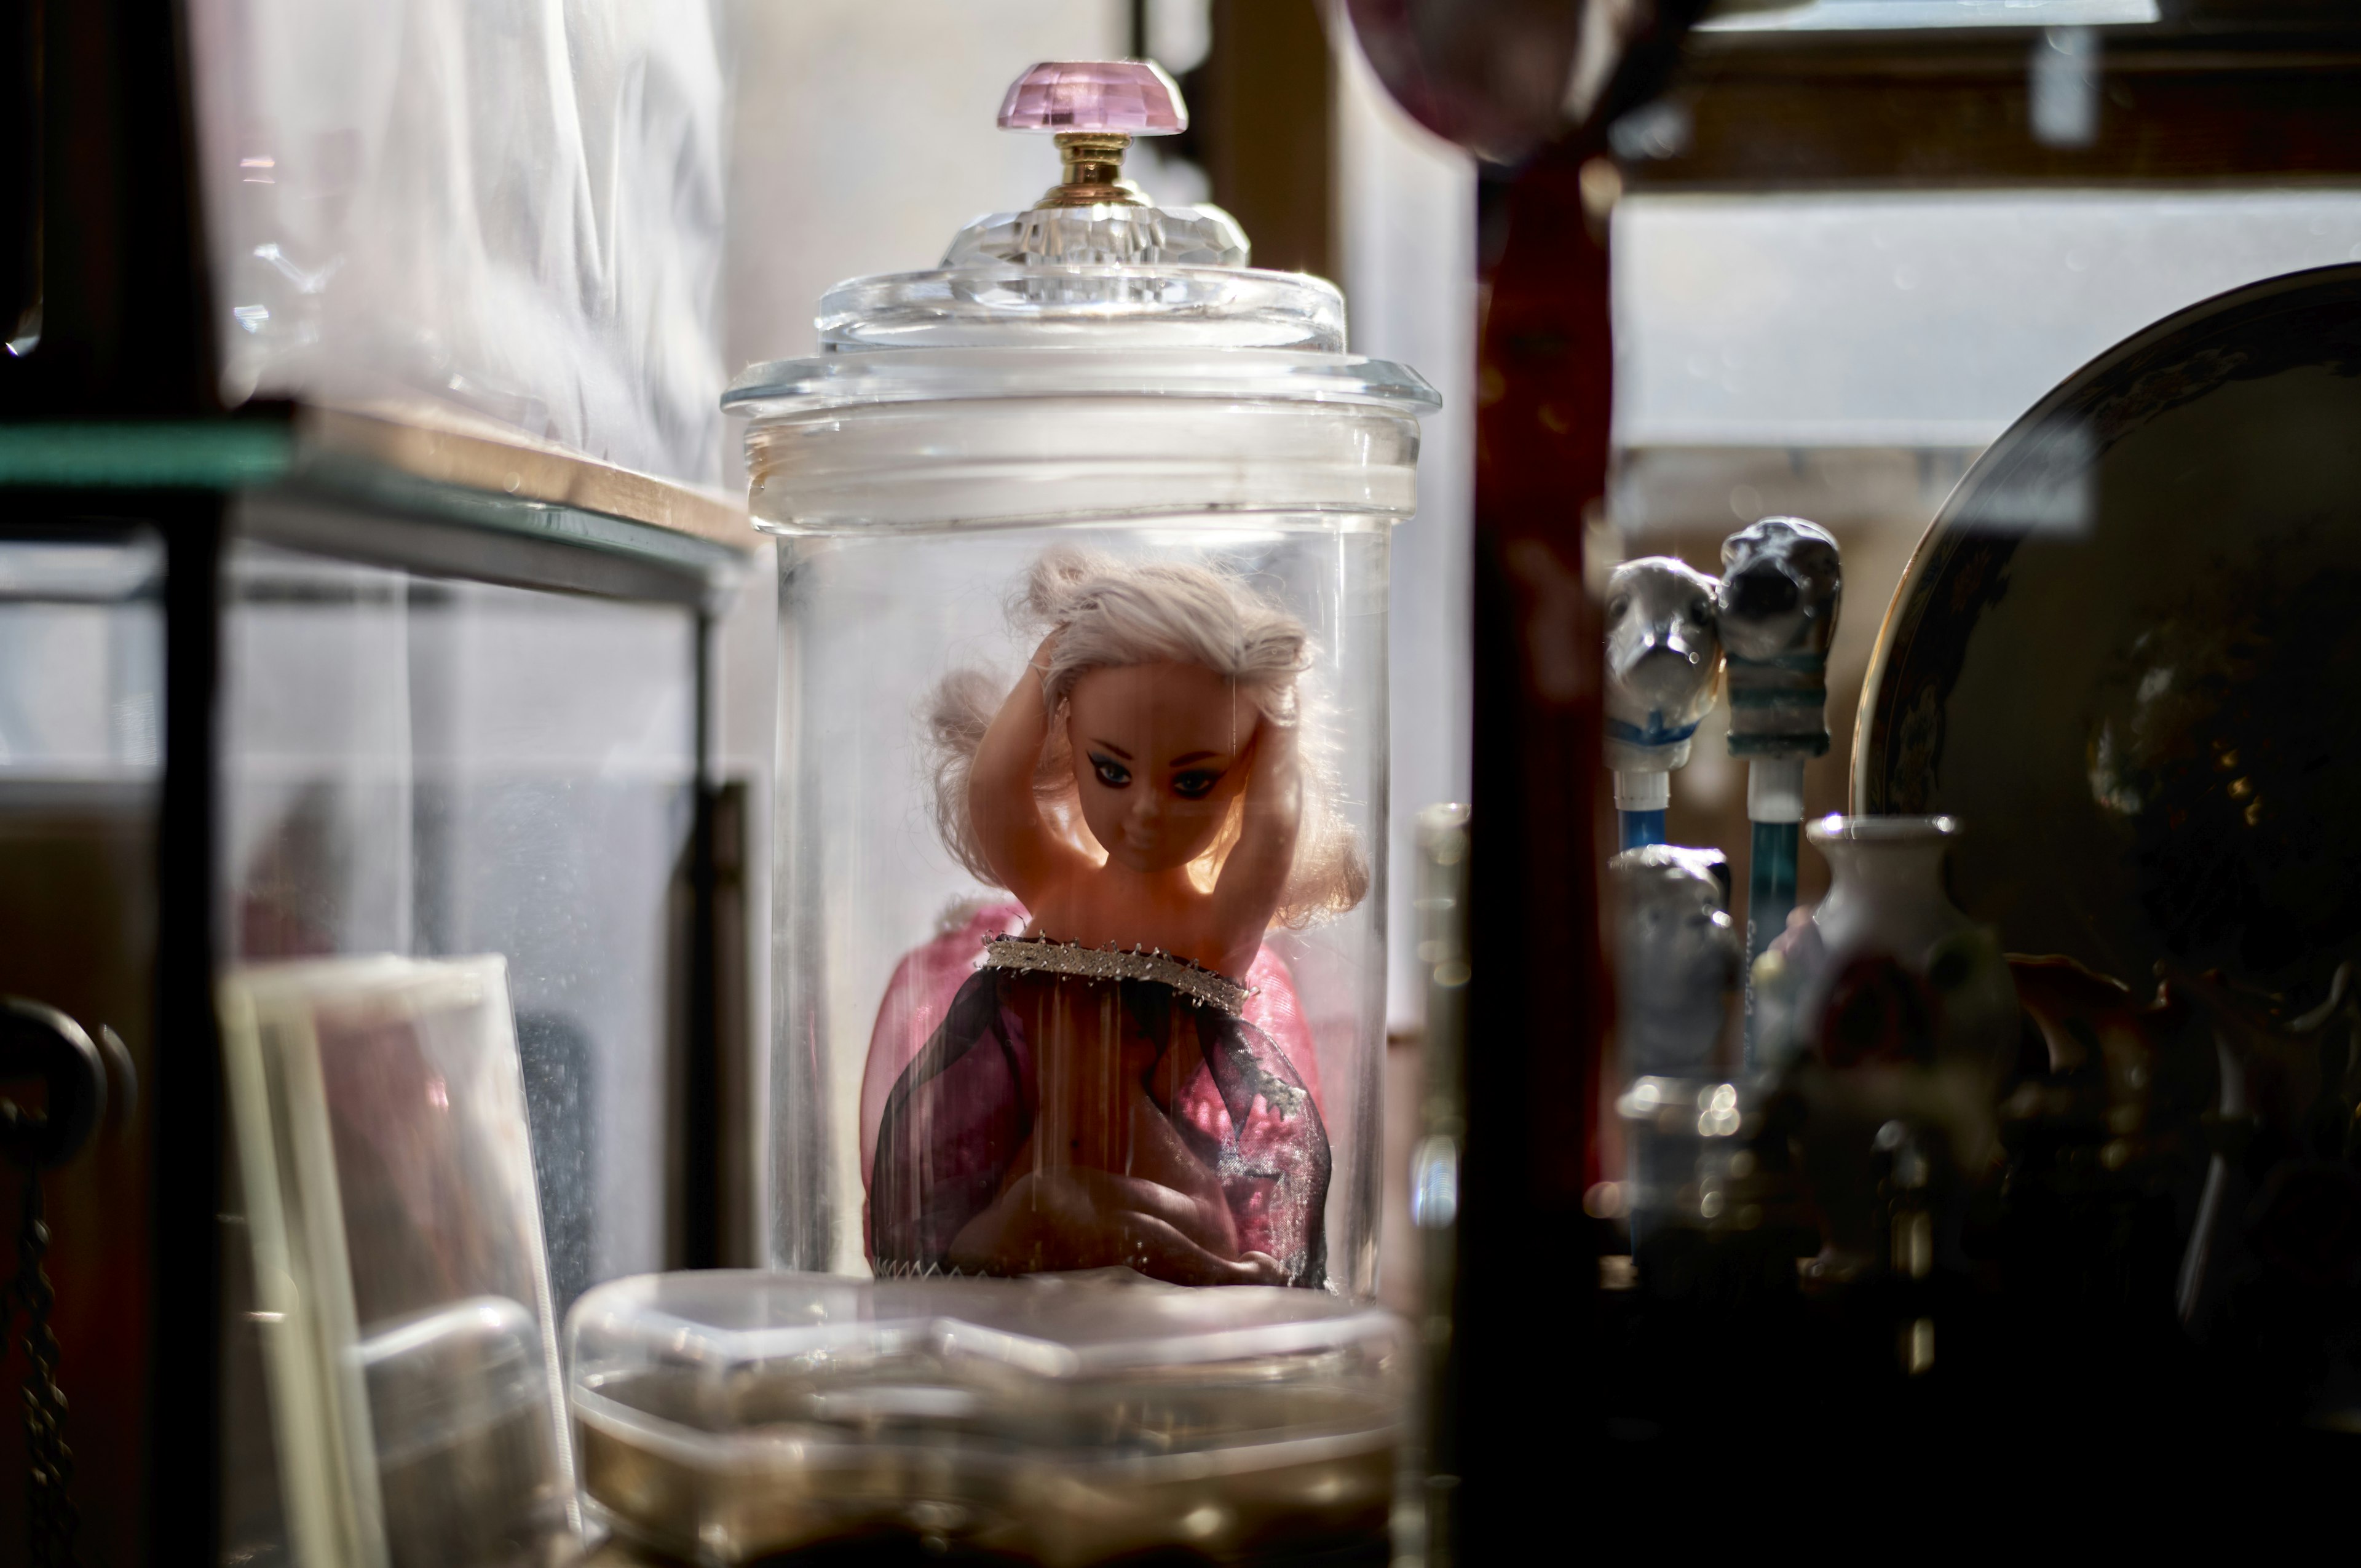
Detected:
left=869, top=967, right=1331, bottom=1287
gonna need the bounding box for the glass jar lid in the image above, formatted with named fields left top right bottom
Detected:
left=723, top=60, right=1437, bottom=420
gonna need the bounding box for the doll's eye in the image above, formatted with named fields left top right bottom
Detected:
left=1171, top=769, right=1221, bottom=800
left=1089, top=753, right=1132, bottom=788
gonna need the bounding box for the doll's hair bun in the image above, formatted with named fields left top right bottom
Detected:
left=1016, top=545, right=1309, bottom=724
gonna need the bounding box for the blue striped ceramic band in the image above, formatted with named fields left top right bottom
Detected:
left=1725, top=649, right=1830, bottom=759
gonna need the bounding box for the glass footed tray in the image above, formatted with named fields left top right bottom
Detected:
left=566, top=1269, right=1410, bottom=1567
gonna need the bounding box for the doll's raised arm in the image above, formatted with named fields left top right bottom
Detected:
left=1210, top=716, right=1301, bottom=954
left=968, top=633, right=1087, bottom=905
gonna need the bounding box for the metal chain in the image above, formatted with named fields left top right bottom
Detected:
left=10, top=1169, right=77, bottom=1567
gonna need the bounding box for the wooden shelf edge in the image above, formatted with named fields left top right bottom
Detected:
left=295, top=402, right=756, bottom=555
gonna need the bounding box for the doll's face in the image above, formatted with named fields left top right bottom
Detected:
left=1066, top=662, right=1254, bottom=874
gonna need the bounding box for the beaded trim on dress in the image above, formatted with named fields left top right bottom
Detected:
left=981, top=935, right=1254, bottom=1017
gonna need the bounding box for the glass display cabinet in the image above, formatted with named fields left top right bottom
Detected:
left=0, top=416, right=749, bottom=1566
left=1339, top=0, right=2361, bottom=1546
left=0, top=2, right=748, bottom=1561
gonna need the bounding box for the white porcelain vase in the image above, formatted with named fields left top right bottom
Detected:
left=1757, top=815, right=2020, bottom=1260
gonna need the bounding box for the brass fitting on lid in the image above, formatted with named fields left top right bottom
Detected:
left=1041, top=131, right=1145, bottom=208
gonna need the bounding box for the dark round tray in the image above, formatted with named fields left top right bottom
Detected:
left=1856, top=263, right=2361, bottom=1002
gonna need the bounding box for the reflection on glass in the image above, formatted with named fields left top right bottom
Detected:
left=1615, top=189, right=2361, bottom=451
left=221, top=956, right=579, bottom=1568
left=0, top=533, right=162, bottom=1568
left=0, top=537, right=164, bottom=775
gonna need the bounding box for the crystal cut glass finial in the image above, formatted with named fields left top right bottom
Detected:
left=997, top=60, right=1187, bottom=134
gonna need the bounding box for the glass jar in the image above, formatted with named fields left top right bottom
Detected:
left=729, top=63, right=1438, bottom=1296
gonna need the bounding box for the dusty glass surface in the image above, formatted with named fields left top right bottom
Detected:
left=220, top=544, right=698, bottom=1309
left=1607, top=186, right=2361, bottom=924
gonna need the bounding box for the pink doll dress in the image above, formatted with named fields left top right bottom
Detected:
left=860, top=902, right=1332, bottom=1288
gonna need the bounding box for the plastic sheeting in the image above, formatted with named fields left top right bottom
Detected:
left=188, top=0, right=727, bottom=486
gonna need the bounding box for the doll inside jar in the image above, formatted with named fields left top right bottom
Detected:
left=863, top=548, right=1362, bottom=1288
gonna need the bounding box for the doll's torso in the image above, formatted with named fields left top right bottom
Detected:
left=1023, top=873, right=1257, bottom=983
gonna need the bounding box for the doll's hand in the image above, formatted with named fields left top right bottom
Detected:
left=948, top=1168, right=1284, bottom=1287
left=1230, top=1249, right=1287, bottom=1285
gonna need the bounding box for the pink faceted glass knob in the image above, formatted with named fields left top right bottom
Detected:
left=997, top=60, right=1188, bottom=135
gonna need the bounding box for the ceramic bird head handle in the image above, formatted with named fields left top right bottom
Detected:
left=1603, top=556, right=1723, bottom=774
left=1718, top=517, right=1841, bottom=761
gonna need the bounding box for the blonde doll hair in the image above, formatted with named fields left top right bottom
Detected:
left=927, top=546, right=1368, bottom=927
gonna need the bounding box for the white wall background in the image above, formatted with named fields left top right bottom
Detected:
left=722, top=1, right=1130, bottom=402
left=1334, top=21, right=1477, bottom=1033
